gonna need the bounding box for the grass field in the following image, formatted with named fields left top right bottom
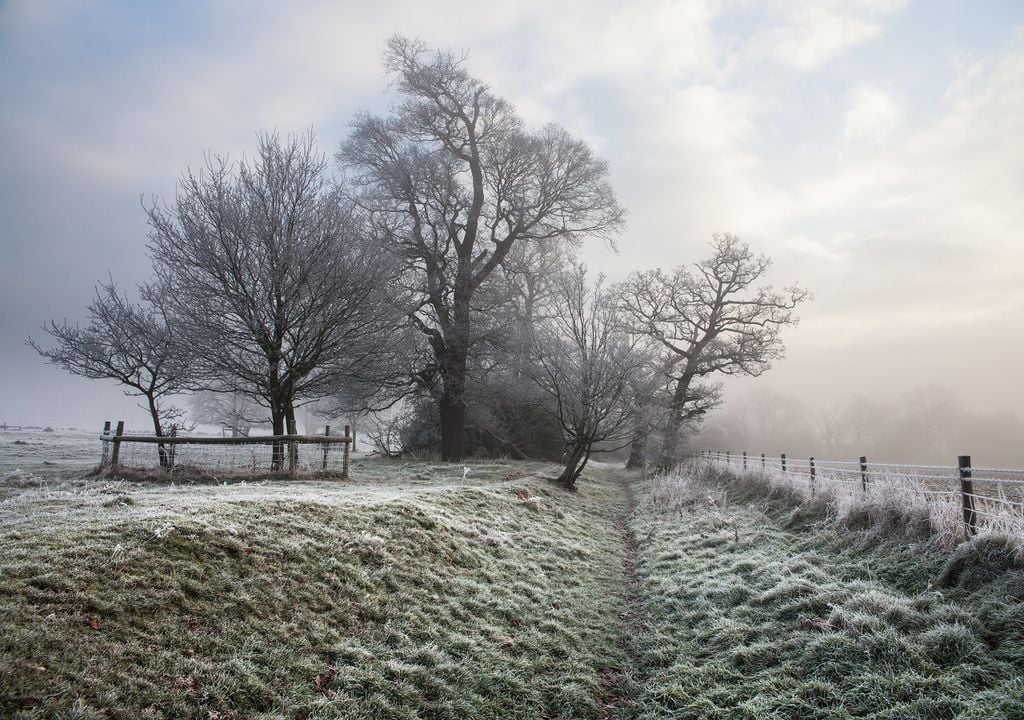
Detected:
left=2, top=458, right=1022, bottom=718
left=621, top=467, right=1024, bottom=719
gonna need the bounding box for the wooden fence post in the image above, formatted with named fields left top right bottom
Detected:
left=781, top=453, right=787, bottom=474
left=809, top=456, right=816, bottom=496
left=726, top=450, right=731, bottom=467
left=761, top=453, right=765, bottom=471
left=859, top=455, right=868, bottom=492
left=958, top=455, right=976, bottom=538
left=342, top=425, right=352, bottom=481
left=168, top=426, right=177, bottom=471
left=322, top=425, right=331, bottom=470
left=743, top=451, right=747, bottom=471
left=100, top=420, right=111, bottom=468
left=110, top=420, right=125, bottom=468
left=288, top=433, right=298, bottom=478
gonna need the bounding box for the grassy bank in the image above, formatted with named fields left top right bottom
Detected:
left=621, top=469, right=1024, bottom=719
left=1, top=460, right=628, bottom=719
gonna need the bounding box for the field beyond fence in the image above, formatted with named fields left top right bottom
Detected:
left=703, top=449, right=1024, bottom=542
left=98, top=420, right=353, bottom=478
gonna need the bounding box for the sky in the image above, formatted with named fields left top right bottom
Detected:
left=1, top=0, right=1022, bottom=443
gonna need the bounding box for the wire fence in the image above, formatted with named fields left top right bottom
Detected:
left=702, top=450, right=1024, bottom=540
left=98, top=420, right=353, bottom=478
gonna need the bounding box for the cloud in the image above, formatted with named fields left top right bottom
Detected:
left=843, top=84, right=903, bottom=145
left=746, top=0, right=908, bottom=71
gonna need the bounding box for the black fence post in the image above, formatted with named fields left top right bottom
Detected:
left=958, top=455, right=976, bottom=538
left=743, top=451, right=748, bottom=471
left=781, top=453, right=787, bottom=474
left=761, top=453, right=766, bottom=471
left=809, top=456, right=816, bottom=496
left=860, top=455, right=868, bottom=492
left=726, top=450, right=731, bottom=467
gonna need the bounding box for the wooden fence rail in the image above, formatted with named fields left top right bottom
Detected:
left=100, top=420, right=352, bottom=479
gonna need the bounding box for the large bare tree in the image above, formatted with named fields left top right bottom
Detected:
left=28, top=279, right=189, bottom=465
left=146, top=131, right=408, bottom=468
left=339, top=36, right=624, bottom=461
left=528, top=265, right=648, bottom=489
left=615, top=234, right=810, bottom=469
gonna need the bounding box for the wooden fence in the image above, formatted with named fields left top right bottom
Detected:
left=702, top=450, right=1024, bottom=540
left=99, top=420, right=353, bottom=479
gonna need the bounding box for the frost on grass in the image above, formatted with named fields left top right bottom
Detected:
left=0, top=459, right=628, bottom=720
left=626, top=471, right=1024, bottom=719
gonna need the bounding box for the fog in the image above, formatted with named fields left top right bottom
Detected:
left=2, top=1, right=1022, bottom=465
left=697, top=383, right=1024, bottom=467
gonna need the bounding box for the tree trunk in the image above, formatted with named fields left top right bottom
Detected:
left=147, top=394, right=169, bottom=468
left=556, top=442, right=591, bottom=491
left=625, top=422, right=646, bottom=470
left=270, top=401, right=286, bottom=471
left=439, top=315, right=469, bottom=461
left=657, top=371, right=695, bottom=470
left=440, top=392, right=466, bottom=461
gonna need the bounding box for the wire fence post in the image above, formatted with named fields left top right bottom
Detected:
left=322, top=425, right=331, bottom=470
left=726, top=450, right=731, bottom=468
left=761, top=453, right=765, bottom=471
left=958, top=455, right=976, bottom=538
left=809, top=456, right=816, bottom=496
left=110, top=420, right=125, bottom=468
left=743, top=451, right=747, bottom=471
left=99, top=420, right=111, bottom=468
left=781, top=453, right=787, bottom=474
left=342, top=425, right=352, bottom=481
left=860, top=455, right=868, bottom=492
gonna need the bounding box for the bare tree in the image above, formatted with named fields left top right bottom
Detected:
left=28, top=279, right=189, bottom=465
left=527, top=265, right=646, bottom=490
left=146, top=131, right=409, bottom=469
left=189, top=388, right=265, bottom=437
left=339, top=36, right=624, bottom=461
left=615, top=234, right=810, bottom=469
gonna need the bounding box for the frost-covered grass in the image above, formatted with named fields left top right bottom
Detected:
left=620, top=470, right=1024, bottom=719
left=0, top=460, right=628, bottom=719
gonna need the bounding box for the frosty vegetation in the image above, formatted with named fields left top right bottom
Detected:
left=28, top=36, right=806, bottom=489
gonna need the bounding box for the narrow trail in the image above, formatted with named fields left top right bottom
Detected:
left=598, top=470, right=645, bottom=719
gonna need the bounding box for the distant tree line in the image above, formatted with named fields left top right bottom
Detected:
left=29, top=36, right=808, bottom=486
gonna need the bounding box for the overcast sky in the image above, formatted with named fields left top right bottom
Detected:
left=1, top=0, right=1022, bottom=434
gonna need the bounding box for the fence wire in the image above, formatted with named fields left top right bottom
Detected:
left=101, top=433, right=351, bottom=477
left=704, top=451, right=1024, bottom=539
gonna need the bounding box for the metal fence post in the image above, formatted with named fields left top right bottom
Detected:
left=859, top=456, right=868, bottom=492
left=958, top=455, right=976, bottom=538
left=743, top=451, right=747, bottom=471
left=781, top=453, right=787, bottom=474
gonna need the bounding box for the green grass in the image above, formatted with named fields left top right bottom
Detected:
left=621, top=470, right=1024, bottom=720
left=3, top=458, right=1023, bottom=718
left=0, top=460, right=628, bottom=719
